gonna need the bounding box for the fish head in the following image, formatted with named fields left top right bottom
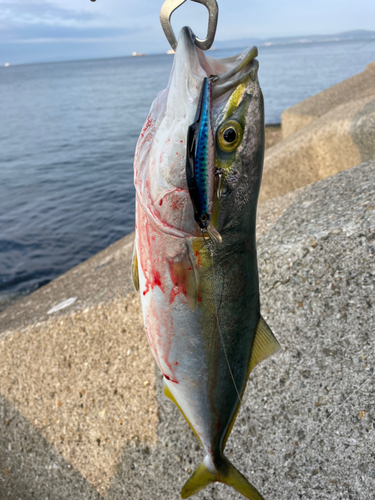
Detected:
left=212, top=56, right=264, bottom=236
left=134, top=27, right=264, bottom=239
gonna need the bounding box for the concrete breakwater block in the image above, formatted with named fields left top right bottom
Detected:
left=1, top=160, right=375, bottom=499
left=259, top=61, right=375, bottom=204
left=260, top=91, right=375, bottom=203
left=282, top=61, right=375, bottom=138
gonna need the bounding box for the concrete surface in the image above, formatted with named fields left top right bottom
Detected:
left=1, top=159, right=374, bottom=499
left=0, top=233, right=135, bottom=333
left=264, top=124, right=282, bottom=150
left=282, top=61, right=375, bottom=137
left=260, top=93, right=375, bottom=203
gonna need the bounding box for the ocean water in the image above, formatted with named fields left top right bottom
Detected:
left=1, top=39, right=374, bottom=311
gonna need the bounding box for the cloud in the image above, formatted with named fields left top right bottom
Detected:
left=0, top=2, right=99, bottom=26
left=0, top=1, right=152, bottom=45
left=1, top=0, right=374, bottom=64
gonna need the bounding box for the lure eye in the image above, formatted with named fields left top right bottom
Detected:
left=217, top=120, right=243, bottom=153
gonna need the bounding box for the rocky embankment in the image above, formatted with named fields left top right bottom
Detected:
left=1, top=65, right=374, bottom=500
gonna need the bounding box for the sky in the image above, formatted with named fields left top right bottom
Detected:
left=1, top=0, right=375, bottom=65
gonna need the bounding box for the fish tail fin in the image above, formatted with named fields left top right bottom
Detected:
left=181, top=455, right=265, bottom=500
left=180, top=460, right=215, bottom=498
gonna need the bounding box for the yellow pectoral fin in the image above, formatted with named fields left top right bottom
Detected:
left=249, top=316, right=281, bottom=373
left=131, top=244, right=139, bottom=293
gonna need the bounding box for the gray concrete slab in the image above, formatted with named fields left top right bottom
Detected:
left=1, top=160, right=374, bottom=500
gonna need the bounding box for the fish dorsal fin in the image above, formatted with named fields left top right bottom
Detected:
left=131, top=243, right=140, bottom=293
left=249, top=316, right=281, bottom=373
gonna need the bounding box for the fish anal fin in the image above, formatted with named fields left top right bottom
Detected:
left=249, top=316, right=280, bottom=373
left=163, top=380, right=202, bottom=446
left=181, top=455, right=265, bottom=500
left=131, top=243, right=140, bottom=293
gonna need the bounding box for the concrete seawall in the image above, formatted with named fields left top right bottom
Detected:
left=260, top=61, right=375, bottom=202
left=1, top=66, right=375, bottom=499
left=2, top=160, right=375, bottom=499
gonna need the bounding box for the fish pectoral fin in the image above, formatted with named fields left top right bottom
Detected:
left=249, top=316, right=281, bottom=373
left=181, top=456, right=265, bottom=500
left=131, top=243, right=140, bottom=293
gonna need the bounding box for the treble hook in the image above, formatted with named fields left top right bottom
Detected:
left=160, top=0, right=218, bottom=52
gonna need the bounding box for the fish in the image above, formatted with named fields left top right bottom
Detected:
left=132, top=26, right=280, bottom=500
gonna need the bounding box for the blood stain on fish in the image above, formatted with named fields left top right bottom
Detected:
left=140, top=116, right=155, bottom=139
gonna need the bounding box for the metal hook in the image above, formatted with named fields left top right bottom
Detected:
left=160, top=0, right=218, bottom=52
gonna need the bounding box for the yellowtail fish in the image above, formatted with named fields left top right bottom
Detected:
left=132, top=27, right=280, bottom=500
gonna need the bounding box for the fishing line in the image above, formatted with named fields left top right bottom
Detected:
left=283, top=370, right=374, bottom=470
left=206, top=237, right=374, bottom=494
left=275, top=369, right=375, bottom=498
left=205, top=238, right=244, bottom=408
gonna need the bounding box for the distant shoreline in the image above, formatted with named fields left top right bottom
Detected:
left=2, top=33, right=374, bottom=68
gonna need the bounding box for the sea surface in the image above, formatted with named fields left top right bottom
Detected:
left=1, top=39, right=374, bottom=311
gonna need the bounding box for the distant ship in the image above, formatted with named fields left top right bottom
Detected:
left=132, top=52, right=146, bottom=57
left=4, top=62, right=10, bottom=67
left=166, top=49, right=175, bottom=55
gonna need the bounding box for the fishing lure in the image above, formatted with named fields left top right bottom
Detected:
left=186, top=77, right=222, bottom=243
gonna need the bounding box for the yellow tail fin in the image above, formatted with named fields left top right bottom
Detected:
left=180, top=461, right=215, bottom=498
left=181, top=456, right=265, bottom=500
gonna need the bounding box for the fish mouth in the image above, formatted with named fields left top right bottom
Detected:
left=179, top=26, right=258, bottom=103
left=211, top=46, right=258, bottom=99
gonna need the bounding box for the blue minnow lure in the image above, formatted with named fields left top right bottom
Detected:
left=186, top=77, right=222, bottom=243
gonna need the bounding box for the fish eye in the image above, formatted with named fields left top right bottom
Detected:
left=217, top=120, right=243, bottom=153
left=223, top=128, right=237, bottom=143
